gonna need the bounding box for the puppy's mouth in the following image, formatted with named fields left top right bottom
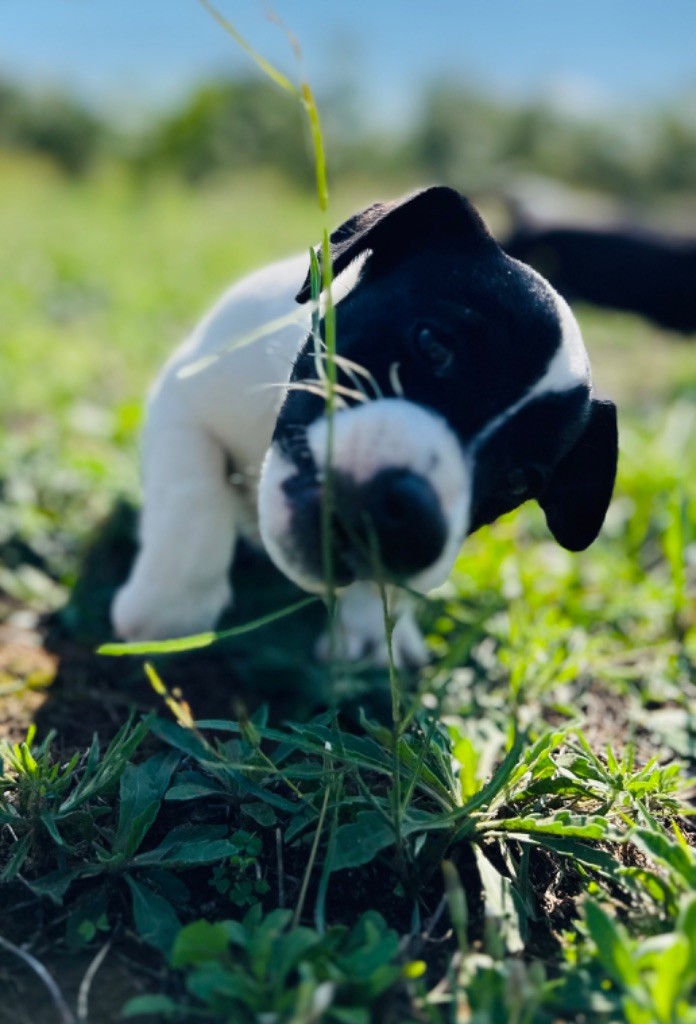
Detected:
left=258, top=399, right=472, bottom=595
left=280, top=467, right=448, bottom=589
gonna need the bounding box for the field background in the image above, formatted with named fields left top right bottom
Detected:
left=1, top=7, right=696, bottom=1021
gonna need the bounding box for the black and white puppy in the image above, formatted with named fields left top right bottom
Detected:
left=113, top=187, right=618, bottom=665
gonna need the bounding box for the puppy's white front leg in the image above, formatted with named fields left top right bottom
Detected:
left=112, top=419, right=236, bottom=641
left=316, top=582, right=429, bottom=669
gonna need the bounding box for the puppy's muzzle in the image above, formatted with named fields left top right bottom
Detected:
left=259, top=399, right=472, bottom=594
left=288, top=467, right=447, bottom=581
left=339, top=468, right=447, bottom=576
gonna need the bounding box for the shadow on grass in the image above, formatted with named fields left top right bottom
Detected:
left=36, top=501, right=394, bottom=751
left=0, top=503, right=399, bottom=1022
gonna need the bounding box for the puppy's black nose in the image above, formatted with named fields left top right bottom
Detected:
left=340, top=468, right=447, bottom=577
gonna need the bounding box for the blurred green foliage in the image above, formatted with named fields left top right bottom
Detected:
left=410, top=85, right=696, bottom=201
left=135, top=80, right=310, bottom=186
left=1, top=75, right=694, bottom=201
left=0, top=80, right=104, bottom=175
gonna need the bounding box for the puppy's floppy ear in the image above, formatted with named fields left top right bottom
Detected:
left=296, top=186, right=492, bottom=303
left=538, top=399, right=618, bottom=551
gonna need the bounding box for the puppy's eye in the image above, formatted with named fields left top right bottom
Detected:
left=414, top=326, right=455, bottom=376
left=506, top=466, right=545, bottom=498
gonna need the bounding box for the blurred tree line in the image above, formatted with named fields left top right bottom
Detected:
left=0, top=80, right=104, bottom=175
left=1, top=76, right=694, bottom=201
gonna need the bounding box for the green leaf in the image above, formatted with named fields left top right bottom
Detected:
left=125, top=875, right=180, bottom=955
left=0, top=831, right=32, bottom=880
left=647, top=934, right=690, bottom=1022
left=165, top=777, right=226, bottom=802
left=528, top=835, right=624, bottom=880
left=474, top=847, right=524, bottom=955
left=113, top=750, right=180, bottom=858
left=25, top=867, right=83, bottom=904
left=185, top=961, right=257, bottom=1010
left=40, top=812, right=66, bottom=848
left=241, top=802, right=277, bottom=827
left=59, top=715, right=151, bottom=813
left=149, top=718, right=216, bottom=763
left=121, top=994, right=179, bottom=1018
left=456, top=728, right=528, bottom=823
left=584, top=900, right=640, bottom=989
left=486, top=813, right=610, bottom=841
left=678, top=895, right=696, bottom=973
left=170, top=919, right=232, bottom=968
left=273, top=927, right=320, bottom=986
left=332, top=811, right=394, bottom=871
left=98, top=596, right=317, bottom=655
left=133, top=824, right=244, bottom=869
left=632, top=828, right=696, bottom=888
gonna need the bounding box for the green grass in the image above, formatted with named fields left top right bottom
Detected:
left=0, top=152, right=695, bottom=1023
left=0, top=155, right=378, bottom=444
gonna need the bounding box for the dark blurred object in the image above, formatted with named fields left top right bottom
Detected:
left=501, top=184, right=696, bottom=334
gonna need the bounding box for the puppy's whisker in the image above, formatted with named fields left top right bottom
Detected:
left=389, top=362, right=404, bottom=398
left=284, top=381, right=350, bottom=409
left=253, top=379, right=362, bottom=408
left=289, top=379, right=369, bottom=405
left=316, top=357, right=372, bottom=402
left=311, top=340, right=329, bottom=390
left=313, top=352, right=364, bottom=399
left=252, top=380, right=312, bottom=394
left=316, top=352, right=384, bottom=401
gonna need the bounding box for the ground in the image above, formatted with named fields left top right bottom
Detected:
left=1, top=157, right=695, bottom=1023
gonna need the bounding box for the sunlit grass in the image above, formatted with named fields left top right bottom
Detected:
left=0, top=62, right=695, bottom=1024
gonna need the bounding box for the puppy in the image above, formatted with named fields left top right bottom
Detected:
left=113, top=187, right=618, bottom=666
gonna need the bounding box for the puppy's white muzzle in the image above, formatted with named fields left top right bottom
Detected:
left=258, top=399, right=471, bottom=594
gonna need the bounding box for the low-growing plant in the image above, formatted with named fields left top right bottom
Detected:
left=209, top=829, right=270, bottom=908
left=124, top=906, right=409, bottom=1024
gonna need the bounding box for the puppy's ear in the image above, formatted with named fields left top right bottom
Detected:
left=296, top=186, right=492, bottom=303
left=538, top=399, right=618, bottom=551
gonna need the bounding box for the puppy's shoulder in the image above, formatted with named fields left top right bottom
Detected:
left=186, top=252, right=309, bottom=361
left=147, top=253, right=310, bottom=453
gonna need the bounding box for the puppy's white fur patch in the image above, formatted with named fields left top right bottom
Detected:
left=474, top=273, right=590, bottom=451
left=257, top=443, right=318, bottom=592
left=315, top=582, right=428, bottom=668
left=114, top=255, right=369, bottom=639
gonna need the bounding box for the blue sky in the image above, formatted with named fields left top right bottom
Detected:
left=1, top=1, right=694, bottom=123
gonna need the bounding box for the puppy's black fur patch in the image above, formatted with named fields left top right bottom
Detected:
left=275, top=186, right=618, bottom=563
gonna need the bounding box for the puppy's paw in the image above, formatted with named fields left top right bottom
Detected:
left=111, top=577, right=232, bottom=642
left=390, top=607, right=430, bottom=669
left=315, top=591, right=429, bottom=670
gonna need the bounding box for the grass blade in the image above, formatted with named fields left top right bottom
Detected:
left=98, top=596, right=318, bottom=656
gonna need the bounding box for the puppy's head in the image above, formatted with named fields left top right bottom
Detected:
left=259, top=186, right=618, bottom=594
